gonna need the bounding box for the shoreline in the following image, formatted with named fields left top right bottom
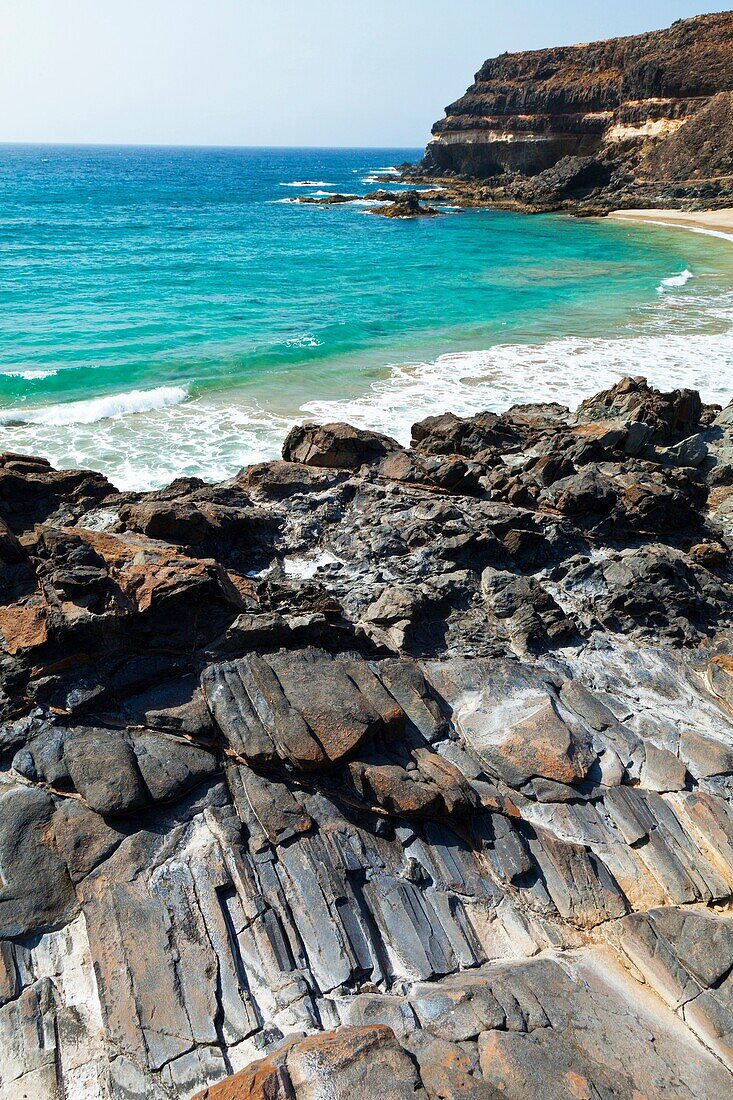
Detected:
left=2, top=376, right=733, bottom=1100
left=609, top=207, right=733, bottom=242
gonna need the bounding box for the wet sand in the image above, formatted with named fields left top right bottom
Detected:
left=609, top=208, right=733, bottom=241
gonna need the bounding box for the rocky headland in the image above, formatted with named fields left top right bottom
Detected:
left=1, top=376, right=733, bottom=1097
left=411, top=11, right=733, bottom=214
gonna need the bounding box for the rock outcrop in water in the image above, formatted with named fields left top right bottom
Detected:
left=2, top=377, right=733, bottom=1097
left=418, top=12, right=733, bottom=212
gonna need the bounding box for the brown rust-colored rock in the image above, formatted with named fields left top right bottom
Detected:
left=193, top=1026, right=422, bottom=1100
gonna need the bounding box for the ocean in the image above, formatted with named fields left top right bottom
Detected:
left=1, top=144, right=732, bottom=490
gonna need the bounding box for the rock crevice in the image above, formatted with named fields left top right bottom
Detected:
left=1, top=377, right=733, bottom=1096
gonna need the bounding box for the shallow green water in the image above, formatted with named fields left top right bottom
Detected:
left=1, top=145, right=731, bottom=488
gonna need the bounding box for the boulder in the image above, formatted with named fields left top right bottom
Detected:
left=0, top=785, right=78, bottom=936
left=576, top=377, right=703, bottom=443
left=63, top=729, right=147, bottom=815
left=455, top=689, right=595, bottom=787
left=481, top=568, right=576, bottom=654
left=282, top=422, right=402, bottom=470
left=132, top=732, right=217, bottom=802
left=0, top=453, right=114, bottom=534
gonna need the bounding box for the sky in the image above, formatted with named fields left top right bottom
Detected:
left=1, top=1, right=731, bottom=147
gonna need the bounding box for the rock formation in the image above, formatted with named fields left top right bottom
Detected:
left=367, top=190, right=439, bottom=218
left=418, top=12, right=733, bottom=212
left=1, top=377, right=733, bottom=1097
left=295, top=190, right=440, bottom=217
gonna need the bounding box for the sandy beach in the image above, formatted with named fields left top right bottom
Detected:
left=609, top=208, right=733, bottom=241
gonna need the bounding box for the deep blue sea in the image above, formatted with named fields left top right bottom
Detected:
left=0, top=144, right=732, bottom=488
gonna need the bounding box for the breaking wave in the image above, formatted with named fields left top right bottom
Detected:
left=300, top=329, right=733, bottom=443
left=0, top=385, right=188, bottom=427
left=2, top=368, right=59, bottom=381
left=1, top=322, right=732, bottom=491
left=658, top=268, right=694, bottom=291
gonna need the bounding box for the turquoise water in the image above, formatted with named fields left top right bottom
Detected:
left=1, top=145, right=732, bottom=488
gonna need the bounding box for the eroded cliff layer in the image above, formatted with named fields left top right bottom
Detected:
left=421, top=12, right=733, bottom=210
left=1, top=378, right=733, bottom=1097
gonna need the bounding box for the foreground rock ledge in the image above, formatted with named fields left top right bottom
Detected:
left=1, top=376, right=733, bottom=1098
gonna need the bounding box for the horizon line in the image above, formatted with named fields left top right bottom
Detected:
left=0, top=140, right=426, bottom=151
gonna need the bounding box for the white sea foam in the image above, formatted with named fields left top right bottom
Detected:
left=280, top=180, right=332, bottom=187
left=2, top=301, right=733, bottom=491
left=658, top=268, right=694, bottom=291
left=0, top=385, right=187, bottom=427
left=3, top=368, right=59, bottom=381
left=0, top=396, right=293, bottom=491
left=685, top=227, right=733, bottom=244
left=282, top=550, right=342, bottom=579
left=637, top=219, right=733, bottom=245
left=285, top=333, right=323, bottom=349
left=300, top=328, right=733, bottom=443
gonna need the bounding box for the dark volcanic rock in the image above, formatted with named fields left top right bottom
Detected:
left=0, top=452, right=114, bottom=534
left=63, top=728, right=147, bottom=814
left=418, top=12, right=733, bottom=211
left=203, top=648, right=404, bottom=771
left=576, top=376, right=704, bottom=443
left=1, top=374, right=733, bottom=1100
left=297, top=193, right=360, bottom=205
left=282, top=421, right=403, bottom=470
left=0, top=785, right=77, bottom=936
left=369, top=190, right=439, bottom=218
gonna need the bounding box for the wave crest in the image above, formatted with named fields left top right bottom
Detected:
left=658, top=268, right=694, bottom=292
left=0, top=385, right=188, bottom=427
left=4, top=368, right=59, bottom=381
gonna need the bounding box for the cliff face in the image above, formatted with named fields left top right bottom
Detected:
left=421, top=12, right=733, bottom=209
left=2, top=380, right=733, bottom=1098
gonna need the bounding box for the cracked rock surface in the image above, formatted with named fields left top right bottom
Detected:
left=1, top=377, right=733, bottom=1098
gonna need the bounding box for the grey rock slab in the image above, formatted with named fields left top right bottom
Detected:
left=0, top=785, right=77, bottom=937
left=51, top=798, right=126, bottom=883
left=204, top=648, right=403, bottom=771
left=64, top=728, right=147, bottom=815
left=230, top=763, right=312, bottom=845
left=640, top=742, right=688, bottom=792
left=132, top=731, right=217, bottom=803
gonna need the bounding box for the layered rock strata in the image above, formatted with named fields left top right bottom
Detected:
left=1, top=377, right=733, bottom=1097
left=418, top=12, right=733, bottom=212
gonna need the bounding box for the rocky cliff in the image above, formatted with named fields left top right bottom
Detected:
left=2, top=379, right=733, bottom=1098
left=420, top=12, right=733, bottom=211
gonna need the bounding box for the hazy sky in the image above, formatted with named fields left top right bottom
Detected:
left=1, top=1, right=731, bottom=147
